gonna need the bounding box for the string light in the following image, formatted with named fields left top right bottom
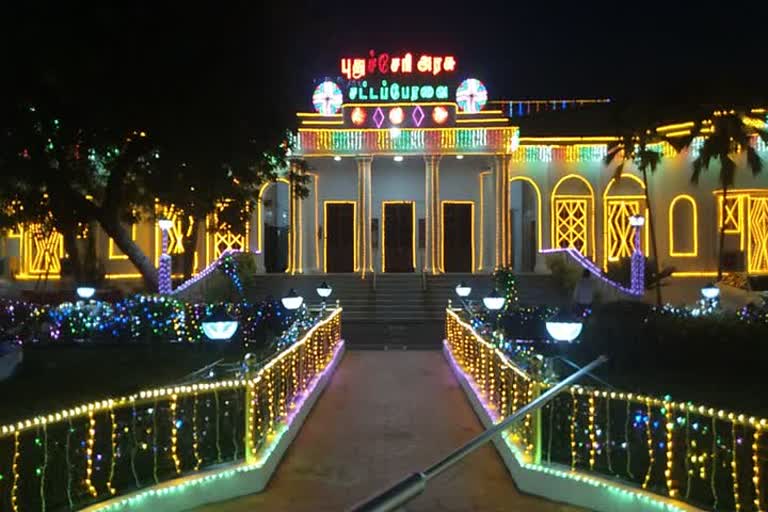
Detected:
left=754, top=425, right=762, bottom=511
left=85, top=412, right=98, bottom=497
left=733, top=423, right=741, bottom=510
left=170, top=395, right=181, bottom=475
left=588, top=394, right=597, bottom=470
left=108, top=408, right=117, bottom=495
left=11, top=431, right=20, bottom=512
left=665, top=403, right=677, bottom=498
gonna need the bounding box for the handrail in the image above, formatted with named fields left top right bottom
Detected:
left=348, top=355, right=608, bottom=512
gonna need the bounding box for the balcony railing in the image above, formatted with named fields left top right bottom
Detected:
left=0, top=308, right=343, bottom=511
left=445, top=308, right=767, bottom=512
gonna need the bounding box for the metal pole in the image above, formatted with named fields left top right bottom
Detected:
left=349, top=355, right=607, bottom=512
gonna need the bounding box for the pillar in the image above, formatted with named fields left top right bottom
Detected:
left=356, top=156, right=373, bottom=277
left=494, top=155, right=511, bottom=269
left=424, top=155, right=441, bottom=274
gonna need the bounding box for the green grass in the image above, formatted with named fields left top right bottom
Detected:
left=0, top=343, right=246, bottom=425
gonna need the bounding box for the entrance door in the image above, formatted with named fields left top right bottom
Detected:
left=442, top=202, right=473, bottom=272
left=325, top=202, right=355, bottom=272
left=383, top=202, right=414, bottom=272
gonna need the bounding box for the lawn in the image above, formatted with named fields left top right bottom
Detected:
left=0, top=343, right=245, bottom=425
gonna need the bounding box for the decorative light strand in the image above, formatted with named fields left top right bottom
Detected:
left=193, top=392, right=201, bottom=471
left=66, top=418, right=74, bottom=509
left=606, top=396, right=613, bottom=474
left=588, top=395, right=597, bottom=470
left=170, top=395, right=181, bottom=475
left=85, top=412, right=98, bottom=497
left=665, top=404, right=677, bottom=498
left=754, top=426, right=762, bottom=511
left=11, top=431, right=20, bottom=512
left=711, top=416, right=719, bottom=509
left=40, top=424, right=48, bottom=511
left=643, top=400, right=655, bottom=489
left=733, top=423, right=741, bottom=510
left=570, top=387, right=578, bottom=470
left=107, top=408, right=117, bottom=495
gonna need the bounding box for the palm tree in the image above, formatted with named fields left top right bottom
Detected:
left=687, top=110, right=767, bottom=280
left=605, top=122, right=665, bottom=306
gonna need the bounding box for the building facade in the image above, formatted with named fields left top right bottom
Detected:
left=3, top=51, right=768, bottom=285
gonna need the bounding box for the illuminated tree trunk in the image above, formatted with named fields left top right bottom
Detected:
left=100, top=215, right=158, bottom=290
left=641, top=169, right=662, bottom=306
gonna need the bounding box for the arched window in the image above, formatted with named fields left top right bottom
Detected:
left=669, top=195, right=698, bottom=257
left=551, top=175, right=595, bottom=259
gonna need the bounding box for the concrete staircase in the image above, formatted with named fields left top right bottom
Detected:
left=244, top=273, right=568, bottom=349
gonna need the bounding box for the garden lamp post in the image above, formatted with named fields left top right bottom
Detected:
left=158, top=218, right=174, bottom=294
left=628, top=214, right=645, bottom=296
left=76, top=286, right=96, bottom=300
left=455, top=281, right=472, bottom=312
left=316, top=281, right=332, bottom=309
left=483, top=289, right=505, bottom=343
left=701, top=282, right=720, bottom=311
left=281, top=288, right=304, bottom=311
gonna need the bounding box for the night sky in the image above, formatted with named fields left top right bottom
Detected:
left=4, top=2, right=767, bottom=146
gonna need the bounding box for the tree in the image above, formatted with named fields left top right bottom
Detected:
left=604, top=106, right=667, bottom=305
left=0, top=104, right=160, bottom=288
left=686, top=110, right=768, bottom=280
left=150, top=135, right=310, bottom=280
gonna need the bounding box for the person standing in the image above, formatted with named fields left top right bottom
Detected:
left=572, top=268, right=594, bottom=313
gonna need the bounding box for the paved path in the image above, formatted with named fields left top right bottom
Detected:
left=195, top=351, right=580, bottom=511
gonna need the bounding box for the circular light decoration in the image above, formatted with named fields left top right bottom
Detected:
left=432, top=106, right=449, bottom=124
left=389, top=106, right=405, bottom=125
left=351, top=107, right=367, bottom=126
left=312, top=81, right=343, bottom=115
left=545, top=321, right=583, bottom=342
left=456, top=78, right=488, bottom=113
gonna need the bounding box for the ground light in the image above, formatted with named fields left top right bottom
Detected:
left=317, top=282, right=332, bottom=299
left=701, top=283, right=720, bottom=300
left=281, top=288, right=304, bottom=310
left=202, top=308, right=239, bottom=341
left=455, top=282, right=471, bottom=298
left=76, top=286, right=96, bottom=300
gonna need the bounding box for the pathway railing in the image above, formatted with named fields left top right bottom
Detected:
left=0, top=308, right=343, bottom=511
left=540, top=248, right=641, bottom=300
left=445, top=308, right=767, bottom=512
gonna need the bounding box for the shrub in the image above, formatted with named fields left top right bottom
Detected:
left=545, top=253, right=582, bottom=294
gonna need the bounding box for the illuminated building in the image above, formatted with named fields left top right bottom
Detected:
left=2, top=50, right=767, bottom=283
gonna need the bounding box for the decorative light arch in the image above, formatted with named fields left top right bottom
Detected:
left=509, top=175, right=543, bottom=252
left=668, top=194, right=698, bottom=257
left=257, top=178, right=292, bottom=272
left=550, top=174, right=596, bottom=259
left=602, top=173, right=648, bottom=270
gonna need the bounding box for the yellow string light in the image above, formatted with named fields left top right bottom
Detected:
left=665, top=403, right=677, bottom=498
left=170, top=395, right=181, bottom=475
left=85, top=412, right=98, bottom=497
left=643, top=399, right=655, bottom=489
left=11, top=431, right=20, bottom=512
left=754, top=425, right=762, bottom=511
left=732, top=422, right=741, bottom=510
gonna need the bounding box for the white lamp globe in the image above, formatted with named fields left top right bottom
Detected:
left=202, top=309, right=239, bottom=341
left=545, top=320, right=584, bottom=342
left=629, top=214, right=645, bottom=227
left=317, top=282, right=333, bottom=298
left=281, top=288, right=304, bottom=310
left=158, top=218, right=174, bottom=231
left=455, top=282, right=471, bottom=298
left=76, top=287, right=96, bottom=300
left=701, top=283, right=720, bottom=300
left=482, top=289, right=505, bottom=311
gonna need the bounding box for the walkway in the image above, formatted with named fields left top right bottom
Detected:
left=195, top=351, right=579, bottom=511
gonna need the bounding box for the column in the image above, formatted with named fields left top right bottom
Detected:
left=494, top=155, right=511, bottom=269
left=356, top=156, right=373, bottom=277
left=424, top=155, right=441, bottom=274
